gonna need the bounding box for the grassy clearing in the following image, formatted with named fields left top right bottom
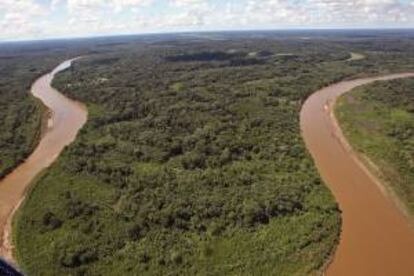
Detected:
left=347, top=52, right=365, bottom=62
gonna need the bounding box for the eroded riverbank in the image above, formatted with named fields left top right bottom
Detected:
left=0, top=59, right=87, bottom=263
left=301, top=73, right=414, bottom=276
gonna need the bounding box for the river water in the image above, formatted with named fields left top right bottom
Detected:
left=0, top=59, right=87, bottom=263
left=1, top=59, right=413, bottom=275
left=301, top=73, right=414, bottom=276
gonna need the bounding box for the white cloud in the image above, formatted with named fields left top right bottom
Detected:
left=0, top=0, right=48, bottom=15
left=0, top=0, right=414, bottom=41
left=132, top=12, right=205, bottom=31
left=222, top=0, right=414, bottom=28
left=111, top=0, right=153, bottom=12
left=67, top=0, right=153, bottom=13
left=0, top=0, right=50, bottom=40
left=67, top=0, right=105, bottom=13
left=171, top=0, right=207, bottom=7
left=51, top=0, right=64, bottom=10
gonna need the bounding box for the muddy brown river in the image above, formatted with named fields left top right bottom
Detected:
left=0, top=59, right=87, bottom=263
left=301, top=73, right=414, bottom=276
left=0, top=58, right=413, bottom=275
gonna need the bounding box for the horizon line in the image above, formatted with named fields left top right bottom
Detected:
left=1, top=27, right=414, bottom=45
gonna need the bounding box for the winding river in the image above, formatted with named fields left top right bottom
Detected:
left=0, top=59, right=87, bottom=263
left=0, top=57, right=413, bottom=275
left=301, top=73, right=414, bottom=276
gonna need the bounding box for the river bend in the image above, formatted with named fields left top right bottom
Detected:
left=301, top=73, right=414, bottom=276
left=0, top=59, right=87, bottom=263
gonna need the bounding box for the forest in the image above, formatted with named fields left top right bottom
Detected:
left=0, top=54, right=54, bottom=178
left=5, top=31, right=414, bottom=275
left=336, top=78, right=414, bottom=214
left=0, top=36, right=153, bottom=178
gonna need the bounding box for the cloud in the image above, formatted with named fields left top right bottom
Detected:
left=112, top=0, right=153, bottom=10
left=67, top=0, right=153, bottom=13
left=51, top=0, right=64, bottom=10
left=0, top=0, right=50, bottom=39
left=0, top=0, right=413, bottom=41
left=171, top=0, right=207, bottom=7
left=217, top=0, right=414, bottom=28
left=0, top=0, right=48, bottom=15
left=132, top=13, right=205, bottom=31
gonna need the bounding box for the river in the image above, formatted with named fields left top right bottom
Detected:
left=0, top=59, right=87, bottom=263
left=1, top=59, right=413, bottom=275
left=301, top=73, right=414, bottom=276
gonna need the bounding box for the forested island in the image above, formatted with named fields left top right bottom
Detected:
left=0, top=30, right=413, bottom=275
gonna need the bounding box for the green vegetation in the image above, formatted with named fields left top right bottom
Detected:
left=336, top=78, right=414, bottom=214
left=0, top=54, right=62, bottom=178
left=0, top=37, right=133, bottom=178
left=9, top=31, right=414, bottom=275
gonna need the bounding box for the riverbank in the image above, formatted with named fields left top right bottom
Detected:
left=0, top=59, right=87, bottom=263
left=335, top=77, right=414, bottom=218
left=301, top=73, right=414, bottom=276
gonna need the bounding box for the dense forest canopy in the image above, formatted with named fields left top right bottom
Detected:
left=2, top=31, right=414, bottom=275
left=0, top=54, right=59, bottom=178
left=0, top=36, right=158, bottom=178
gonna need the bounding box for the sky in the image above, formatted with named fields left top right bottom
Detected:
left=0, top=0, right=413, bottom=41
